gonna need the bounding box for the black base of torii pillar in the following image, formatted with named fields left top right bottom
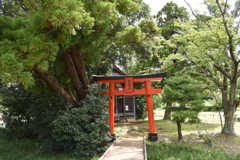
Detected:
left=148, top=133, right=158, bottom=141
left=93, top=72, right=166, bottom=142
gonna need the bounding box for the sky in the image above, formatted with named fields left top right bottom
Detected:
left=143, top=0, right=237, bottom=15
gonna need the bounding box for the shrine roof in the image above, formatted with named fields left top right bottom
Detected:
left=112, top=64, right=128, bottom=76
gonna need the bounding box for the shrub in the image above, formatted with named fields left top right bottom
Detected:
left=38, top=84, right=111, bottom=156
left=1, top=83, right=111, bottom=157
left=135, top=95, right=147, bottom=120
left=1, top=84, right=67, bottom=139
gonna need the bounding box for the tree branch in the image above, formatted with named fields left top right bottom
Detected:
left=187, top=40, right=232, bottom=79
left=70, top=45, right=89, bottom=90
left=233, top=1, right=240, bottom=34
left=201, top=52, right=232, bottom=79
left=63, top=49, right=85, bottom=101
left=223, top=0, right=228, bottom=15
left=209, top=88, right=224, bottom=129
left=171, top=39, right=222, bottom=88
left=213, top=63, right=231, bottom=79
left=216, top=0, right=237, bottom=64
left=33, top=67, right=79, bottom=107
left=232, top=0, right=240, bottom=19
left=184, top=0, right=212, bottom=28
left=16, top=0, right=30, bottom=13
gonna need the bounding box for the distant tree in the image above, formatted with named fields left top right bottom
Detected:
left=154, top=2, right=190, bottom=120
left=155, top=1, right=189, bottom=40
left=88, top=1, right=153, bottom=76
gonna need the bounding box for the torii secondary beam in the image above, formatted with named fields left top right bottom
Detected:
left=93, top=72, right=166, bottom=141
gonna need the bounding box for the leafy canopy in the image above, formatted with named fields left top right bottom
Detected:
left=0, top=0, right=141, bottom=89
left=163, top=74, right=204, bottom=123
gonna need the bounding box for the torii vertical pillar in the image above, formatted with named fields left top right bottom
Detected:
left=145, top=80, right=158, bottom=141
left=109, top=82, right=116, bottom=141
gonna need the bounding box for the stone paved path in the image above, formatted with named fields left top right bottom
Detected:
left=100, top=136, right=145, bottom=160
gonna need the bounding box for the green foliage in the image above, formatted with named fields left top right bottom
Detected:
left=170, top=1, right=240, bottom=135
left=155, top=1, right=189, bottom=25
left=163, top=74, right=205, bottom=140
left=135, top=94, right=163, bottom=120
left=0, top=15, right=59, bottom=88
left=135, top=95, right=147, bottom=120
left=125, top=2, right=190, bottom=79
left=1, top=84, right=110, bottom=157
left=125, top=1, right=152, bottom=25
left=0, top=128, right=98, bottom=160
left=115, top=0, right=141, bottom=15
left=0, top=84, right=67, bottom=139
left=117, top=12, right=162, bottom=73
left=155, top=1, right=189, bottom=39
left=163, top=74, right=204, bottom=123
left=38, top=84, right=111, bottom=156
left=153, top=94, right=164, bottom=109
left=0, top=0, right=21, bottom=17
left=163, top=74, right=203, bottom=103
left=147, top=142, right=239, bottom=160
left=0, top=0, right=143, bottom=100
left=172, top=110, right=201, bottom=124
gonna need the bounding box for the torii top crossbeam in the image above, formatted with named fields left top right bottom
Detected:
left=92, top=72, right=166, bottom=141
left=93, top=72, right=166, bottom=95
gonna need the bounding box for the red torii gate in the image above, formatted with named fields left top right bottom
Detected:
left=92, top=72, right=166, bottom=141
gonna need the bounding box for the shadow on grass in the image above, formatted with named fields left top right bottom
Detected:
left=0, top=127, right=99, bottom=160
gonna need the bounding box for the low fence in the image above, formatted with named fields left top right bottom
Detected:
left=198, top=112, right=224, bottom=123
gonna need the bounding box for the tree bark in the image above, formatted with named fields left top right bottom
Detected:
left=33, top=67, right=78, bottom=106
left=63, top=49, right=85, bottom=101
left=176, top=120, right=182, bottom=141
left=222, top=107, right=235, bottom=136
left=221, top=76, right=229, bottom=117
left=221, top=78, right=237, bottom=136
left=33, top=45, right=89, bottom=107
left=163, top=102, right=172, bottom=120
left=70, top=45, right=89, bottom=90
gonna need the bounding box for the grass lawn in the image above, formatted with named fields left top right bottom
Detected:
left=147, top=142, right=240, bottom=160
left=148, top=119, right=240, bottom=160
left=115, top=117, right=240, bottom=160
left=148, top=120, right=240, bottom=159
left=0, top=127, right=99, bottom=160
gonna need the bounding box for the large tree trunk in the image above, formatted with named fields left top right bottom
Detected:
left=70, top=45, right=89, bottom=90
left=33, top=67, right=78, bottom=106
left=176, top=120, right=182, bottom=141
left=163, top=102, right=172, bottom=120
left=221, top=78, right=237, bottom=136
left=63, top=50, right=85, bottom=101
left=62, top=45, right=89, bottom=101
left=222, top=107, right=236, bottom=136
left=33, top=45, right=89, bottom=107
